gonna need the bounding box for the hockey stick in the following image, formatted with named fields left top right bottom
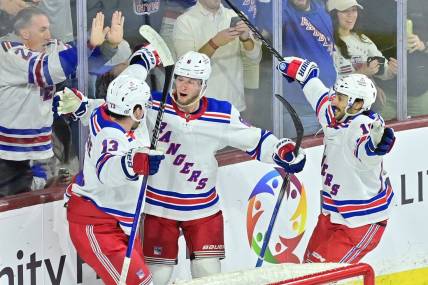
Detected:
left=118, top=25, right=174, bottom=285
left=220, top=3, right=304, bottom=265
left=223, top=0, right=284, bottom=62
left=255, top=94, right=304, bottom=267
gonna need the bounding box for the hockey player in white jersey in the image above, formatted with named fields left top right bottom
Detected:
left=57, top=48, right=307, bottom=284
left=136, top=51, right=306, bottom=284
left=65, top=48, right=165, bottom=285
left=277, top=56, right=396, bottom=263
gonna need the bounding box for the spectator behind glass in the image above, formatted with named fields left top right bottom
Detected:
left=328, top=0, right=398, bottom=113
left=173, top=0, right=262, bottom=112
left=405, top=1, right=428, bottom=117
left=0, top=0, right=40, bottom=36
left=282, top=0, right=336, bottom=138
left=83, top=0, right=165, bottom=48
left=37, top=0, right=73, bottom=42
left=0, top=8, right=124, bottom=196
left=0, top=0, right=73, bottom=42
left=0, top=7, right=77, bottom=197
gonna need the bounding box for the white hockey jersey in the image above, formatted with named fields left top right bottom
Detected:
left=303, top=78, right=394, bottom=228
left=0, top=40, right=77, bottom=161
left=143, top=92, right=280, bottom=221
left=70, top=104, right=149, bottom=234
left=73, top=64, right=282, bottom=223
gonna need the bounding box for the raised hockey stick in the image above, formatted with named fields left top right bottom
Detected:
left=119, top=25, right=174, bottom=285
left=222, top=4, right=304, bottom=264
left=255, top=94, right=304, bottom=267
left=223, top=0, right=284, bottom=62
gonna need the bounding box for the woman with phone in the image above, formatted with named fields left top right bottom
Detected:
left=327, top=0, right=397, bottom=81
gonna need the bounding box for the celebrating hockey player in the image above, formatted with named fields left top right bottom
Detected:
left=138, top=50, right=305, bottom=284
left=277, top=57, right=395, bottom=263
left=64, top=47, right=165, bottom=285
left=57, top=48, right=307, bottom=283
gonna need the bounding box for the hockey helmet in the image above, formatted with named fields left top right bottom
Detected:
left=334, top=74, right=377, bottom=111
left=174, top=51, right=211, bottom=81
left=106, top=74, right=151, bottom=122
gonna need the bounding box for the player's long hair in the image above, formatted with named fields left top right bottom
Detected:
left=331, top=10, right=369, bottom=59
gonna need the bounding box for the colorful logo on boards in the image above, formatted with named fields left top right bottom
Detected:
left=246, top=169, right=307, bottom=263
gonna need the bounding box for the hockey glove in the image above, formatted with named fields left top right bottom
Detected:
left=366, top=127, right=395, bottom=156
left=127, top=147, right=165, bottom=176
left=52, top=87, right=88, bottom=120
left=375, top=127, right=396, bottom=155
left=277, top=57, right=319, bottom=86
left=272, top=138, right=306, bottom=173
left=129, top=44, right=162, bottom=70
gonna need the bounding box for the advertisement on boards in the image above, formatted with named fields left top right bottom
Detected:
left=1, top=127, right=428, bottom=283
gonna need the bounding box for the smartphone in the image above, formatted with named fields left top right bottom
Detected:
left=230, top=16, right=241, bottom=28
left=406, top=19, right=413, bottom=35
left=367, top=56, right=385, bottom=65
left=367, top=56, right=386, bottom=75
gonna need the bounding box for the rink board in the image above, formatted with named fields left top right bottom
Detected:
left=0, top=127, right=427, bottom=284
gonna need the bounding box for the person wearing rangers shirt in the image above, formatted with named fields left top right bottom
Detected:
left=277, top=56, right=396, bottom=264
left=0, top=7, right=125, bottom=196
left=58, top=48, right=307, bottom=284
left=64, top=50, right=166, bottom=284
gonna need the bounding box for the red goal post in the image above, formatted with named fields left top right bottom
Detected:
left=174, top=263, right=375, bottom=285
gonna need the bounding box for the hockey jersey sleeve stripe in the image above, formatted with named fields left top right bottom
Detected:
left=0, top=134, right=51, bottom=144
left=95, top=153, right=115, bottom=180
left=0, top=125, right=51, bottom=135
left=146, top=195, right=219, bottom=211
left=58, top=46, right=78, bottom=77
left=42, top=55, right=54, bottom=86
left=364, top=137, right=377, bottom=157
left=35, top=53, right=46, bottom=87
left=28, top=53, right=45, bottom=87
left=120, top=156, right=139, bottom=180
left=325, top=105, right=336, bottom=126
left=90, top=114, right=101, bottom=136
left=315, top=93, right=336, bottom=127
left=315, top=93, right=329, bottom=116
left=354, top=135, right=369, bottom=159
left=246, top=129, right=273, bottom=160
left=28, top=55, right=36, bottom=85
left=0, top=143, right=52, bottom=152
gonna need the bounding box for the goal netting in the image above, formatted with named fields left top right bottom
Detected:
left=173, top=262, right=374, bottom=285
